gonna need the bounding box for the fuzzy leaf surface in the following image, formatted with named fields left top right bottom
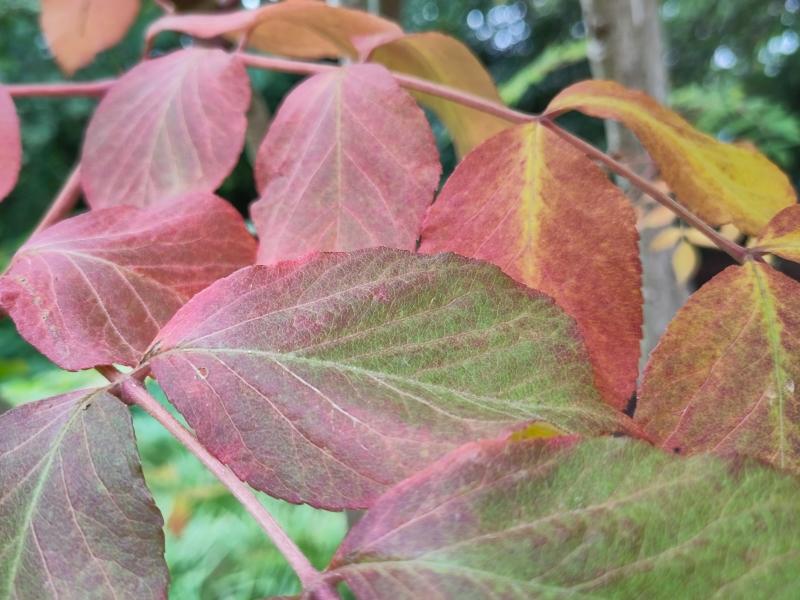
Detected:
left=146, top=1, right=400, bottom=61
left=419, top=122, right=642, bottom=410
left=0, top=193, right=255, bottom=370
left=40, top=0, right=140, bottom=74
left=547, top=80, right=795, bottom=235
left=0, top=389, right=167, bottom=599
left=147, top=248, right=630, bottom=509
left=753, top=205, right=800, bottom=263
left=252, top=64, right=440, bottom=265
left=638, top=262, right=800, bottom=473
left=366, top=32, right=512, bottom=156
left=322, top=436, right=799, bottom=599
left=0, top=86, right=21, bottom=202
left=82, top=48, right=250, bottom=209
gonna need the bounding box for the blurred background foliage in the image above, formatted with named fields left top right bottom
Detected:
left=1, top=0, right=799, bottom=598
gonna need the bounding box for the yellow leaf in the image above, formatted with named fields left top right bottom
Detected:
left=547, top=80, right=796, bottom=235
left=640, top=205, right=676, bottom=229
left=649, top=227, right=682, bottom=251
left=368, top=32, right=512, bottom=156
left=672, top=241, right=699, bottom=285
left=684, top=228, right=717, bottom=248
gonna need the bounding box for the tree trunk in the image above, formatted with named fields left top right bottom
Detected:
left=580, top=0, right=688, bottom=380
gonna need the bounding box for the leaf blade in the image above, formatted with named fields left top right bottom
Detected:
left=147, top=248, right=630, bottom=509
left=753, top=204, right=800, bottom=263
left=637, top=262, right=800, bottom=472
left=0, top=193, right=256, bottom=370
left=0, top=389, right=167, bottom=599
left=367, top=32, right=513, bottom=156
left=419, top=122, right=643, bottom=410
left=0, top=86, right=21, bottom=202
left=252, top=64, right=440, bottom=265
left=81, top=48, right=251, bottom=209
left=322, top=436, right=800, bottom=599
left=546, top=80, right=796, bottom=235
left=40, top=0, right=140, bottom=74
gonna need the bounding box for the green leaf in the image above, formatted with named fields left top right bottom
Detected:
left=322, top=436, right=800, bottom=599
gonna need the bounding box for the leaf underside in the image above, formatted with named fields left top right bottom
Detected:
left=322, top=436, right=800, bottom=599
left=147, top=248, right=630, bottom=510
left=0, top=389, right=167, bottom=600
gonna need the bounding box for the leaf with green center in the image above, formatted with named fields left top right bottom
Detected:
left=365, top=32, right=513, bottom=156
left=318, top=436, right=799, bottom=599
left=546, top=80, right=796, bottom=235
left=638, top=262, right=800, bottom=473
left=146, top=248, right=634, bottom=510
left=0, top=389, right=167, bottom=599
left=752, top=205, right=800, bottom=264
left=0, top=193, right=256, bottom=370
left=419, top=121, right=642, bottom=410
left=252, top=64, right=440, bottom=265
left=82, top=48, right=251, bottom=209
left=0, top=86, right=21, bottom=202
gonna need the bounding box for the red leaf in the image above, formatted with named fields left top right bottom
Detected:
left=40, top=0, right=140, bottom=74
left=146, top=248, right=634, bottom=509
left=0, top=86, right=21, bottom=202
left=637, top=262, right=800, bottom=473
left=0, top=193, right=255, bottom=370
left=419, top=122, right=642, bottom=409
left=252, top=64, right=440, bottom=265
left=0, top=389, right=167, bottom=598
left=82, top=48, right=251, bottom=209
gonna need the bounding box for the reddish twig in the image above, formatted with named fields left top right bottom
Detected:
left=32, top=165, right=83, bottom=236
left=97, top=366, right=335, bottom=597
left=6, top=81, right=113, bottom=98
left=237, top=52, right=532, bottom=124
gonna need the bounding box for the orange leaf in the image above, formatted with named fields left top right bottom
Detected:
left=753, top=205, right=800, bottom=264
left=638, top=262, right=800, bottom=473
left=367, top=32, right=513, bottom=156
left=147, top=0, right=400, bottom=61
left=420, top=122, right=642, bottom=410
left=40, top=0, right=140, bottom=75
left=546, top=80, right=796, bottom=235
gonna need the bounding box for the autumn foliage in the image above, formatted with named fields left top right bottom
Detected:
left=1, top=1, right=799, bottom=598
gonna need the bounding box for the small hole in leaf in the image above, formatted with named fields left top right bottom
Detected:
left=673, top=447, right=681, bottom=454
left=197, top=367, right=208, bottom=379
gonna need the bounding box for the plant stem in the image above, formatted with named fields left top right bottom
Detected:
left=237, top=52, right=532, bottom=124
left=539, top=118, right=750, bottom=264
left=32, top=165, right=83, bottom=236
left=6, top=81, right=112, bottom=98
left=9, top=54, right=749, bottom=262
left=96, top=366, right=333, bottom=596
